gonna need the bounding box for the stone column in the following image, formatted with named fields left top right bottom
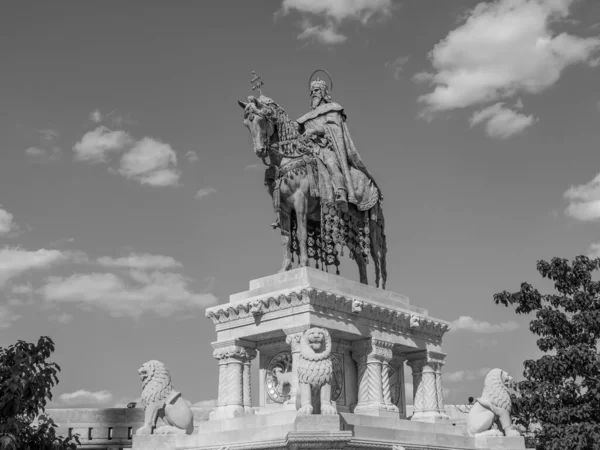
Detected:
left=408, top=352, right=448, bottom=423
left=243, top=349, right=257, bottom=413
left=432, top=356, right=449, bottom=420
left=351, top=339, right=398, bottom=416
left=389, top=354, right=406, bottom=418
left=407, top=359, right=425, bottom=420
left=210, top=344, right=256, bottom=420
left=285, top=333, right=302, bottom=407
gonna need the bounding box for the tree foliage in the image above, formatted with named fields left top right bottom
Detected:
left=494, top=256, right=600, bottom=450
left=0, top=336, right=80, bottom=450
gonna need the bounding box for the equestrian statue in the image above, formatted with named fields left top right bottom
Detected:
left=238, top=70, right=387, bottom=288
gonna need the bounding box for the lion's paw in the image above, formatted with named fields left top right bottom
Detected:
left=320, top=403, right=337, bottom=415
left=297, top=404, right=314, bottom=416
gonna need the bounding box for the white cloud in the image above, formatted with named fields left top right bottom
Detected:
left=469, top=102, right=537, bottom=138
left=0, top=207, right=16, bottom=235
left=587, top=242, right=600, bottom=258
left=89, top=109, right=103, bottom=123
left=195, top=187, right=216, bottom=199
left=11, top=283, right=33, bottom=295
left=48, top=312, right=73, bottom=324
left=444, top=367, right=491, bottom=383
left=25, top=146, right=62, bottom=163
left=97, top=253, right=183, bottom=270
left=297, top=21, right=348, bottom=44
left=185, top=151, right=200, bottom=163
left=118, top=137, right=180, bottom=187
left=0, top=305, right=21, bottom=329
left=416, top=0, right=600, bottom=115
left=385, top=55, right=411, bottom=80
left=0, top=247, right=70, bottom=287
left=39, top=129, right=59, bottom=140
left=41, top=271, right=217, bottom=320
left=450, top=315, right=519, bottom=333
left=59, top=389, right=113, bottom=406
left=564, top=173, right=600, bottom=221
left=73, top=126, right=131, bottom=163
left=279, top=0, right=393, bottom=44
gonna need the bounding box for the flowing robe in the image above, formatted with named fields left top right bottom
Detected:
left=297, top=102, right=381, bottom=210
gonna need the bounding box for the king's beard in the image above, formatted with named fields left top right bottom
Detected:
left=311, top=95, right=322, bottom=109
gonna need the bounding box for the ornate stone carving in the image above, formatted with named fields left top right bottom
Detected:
left=296, top=327, right=337, bottom=415
left=205, top=288, right=451, bottom=342
left=134, top=360, right=193, bottom=436
left=409, top=315, right=421, bottom=329
left=265, top=351, right=293, bottom=404
left=351, top=299, right=365, bottom=314
left=466, top=368, right=521, bottom=437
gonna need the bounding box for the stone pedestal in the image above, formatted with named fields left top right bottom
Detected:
left=135, top=268, right=525, bottom=450
left=205, top=268, right=451, bottom=421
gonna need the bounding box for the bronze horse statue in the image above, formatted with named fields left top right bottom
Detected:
left=239, top=95, right=387, bottom=288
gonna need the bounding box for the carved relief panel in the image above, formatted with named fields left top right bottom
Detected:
left=264, top=350, right=346, bottom=405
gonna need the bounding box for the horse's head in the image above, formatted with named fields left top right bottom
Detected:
left=238, top=96, right=276, bottom=158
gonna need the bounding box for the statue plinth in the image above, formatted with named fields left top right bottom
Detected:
left=205, top=268, right=451, bottom=421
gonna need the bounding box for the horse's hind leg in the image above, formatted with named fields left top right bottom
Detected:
left=294, top=193, right=309, bottom=267
left=379, top=217, right=387, bottom=290
left=369, top=215, right=381, bottom=288
left=355, top=252, right=368, bottom=285
left=278, top=212, right=293, bottom=273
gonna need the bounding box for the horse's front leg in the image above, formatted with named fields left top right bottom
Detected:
left=294, top=193, right=309, bottom=267
left=278, top=212, right=292, bottom=272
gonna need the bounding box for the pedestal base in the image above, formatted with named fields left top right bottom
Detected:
left=354, top=402, right=400, bottom=417
left=208, top=404, right=252, bottom=420
left=132, top=411, right=527, bottom=450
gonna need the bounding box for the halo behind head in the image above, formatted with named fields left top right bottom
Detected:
left=309, top=69, right=333, bottom=93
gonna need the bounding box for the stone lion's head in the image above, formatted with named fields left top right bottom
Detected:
left=138, top=360, right=172, bottom=405
left=307, top=328, right=326, bottom=352
left=481, top=368, right=514, bottom=412
left=297, top=327, right=333, bottom=388
left=138, top=360, right=161, bottom=383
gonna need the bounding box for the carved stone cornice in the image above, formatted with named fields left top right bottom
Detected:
left=286, top=431, right=352, bottom=449
left=205, top=287, right=450, bottom=339
left=213, top=345, right=257, bottom=361
left=351, top=339, right=394, bottom=363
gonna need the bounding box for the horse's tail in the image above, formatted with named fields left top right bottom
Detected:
left=377, top=202, right=387, bottom=290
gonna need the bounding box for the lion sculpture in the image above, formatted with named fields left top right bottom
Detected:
left=466, top=368, right=521, bottom=437
left=296, top=327, right=337, bottom=415
left=135, top=360, right=194, bottom=435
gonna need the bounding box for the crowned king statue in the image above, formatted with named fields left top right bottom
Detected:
left=296, top=75, right=381, bottom=213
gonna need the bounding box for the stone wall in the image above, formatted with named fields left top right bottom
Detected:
left=47, top=406, right=216, bottom=449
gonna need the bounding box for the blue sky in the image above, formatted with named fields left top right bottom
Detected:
left=1, top=0, right=600, bottom=408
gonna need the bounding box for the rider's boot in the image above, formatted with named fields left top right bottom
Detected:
left=335, top=190, right=349, bottom=213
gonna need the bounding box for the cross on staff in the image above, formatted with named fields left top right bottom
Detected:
left=250, top=71, right=264, bottom=95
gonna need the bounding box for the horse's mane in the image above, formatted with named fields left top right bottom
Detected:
left=270, top=102, right=299, bottom=144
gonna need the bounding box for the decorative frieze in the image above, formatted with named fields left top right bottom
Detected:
left=205, top=288, right=450, bottom=339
